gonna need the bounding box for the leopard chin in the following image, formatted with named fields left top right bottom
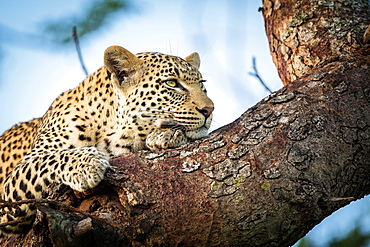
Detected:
left=184, top=114, right=213, bottom=140
left=185, top=126, right=210, bottom=140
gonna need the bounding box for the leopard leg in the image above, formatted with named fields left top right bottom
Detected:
left=0, top=146, right=109, bottom=234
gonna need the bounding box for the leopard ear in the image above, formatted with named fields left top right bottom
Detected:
left=104, top=46, right=140, bottom=82
left=184, top=52, right=200, bottom=69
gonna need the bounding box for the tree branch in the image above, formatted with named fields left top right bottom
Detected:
left=72, top=26, right=89, bottom=76
left=0, top=198, right=124, bottom=233
left=248, top=56, right=272, bottom=93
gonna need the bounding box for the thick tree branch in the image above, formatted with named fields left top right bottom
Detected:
left=263, top=0, right=370, bottom=85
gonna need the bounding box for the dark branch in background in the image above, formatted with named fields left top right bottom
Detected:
left=72, top=26, right=89, bottom=76
left=0, top=198, right=124, bottom=232
left=248, top=56, right=272, bottom=93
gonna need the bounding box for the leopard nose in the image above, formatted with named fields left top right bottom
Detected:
left=197, top=107, right=214, bottom=118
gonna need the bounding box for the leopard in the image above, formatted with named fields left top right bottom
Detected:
left=0, top=45, right=214, bottom=234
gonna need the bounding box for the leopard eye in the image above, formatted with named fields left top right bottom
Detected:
left=200, top=80, right=207, bottom=92
left=164, top=79, right=178, bottom=87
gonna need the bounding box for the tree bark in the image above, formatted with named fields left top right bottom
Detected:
left=1, top=0, right=370, bottom=246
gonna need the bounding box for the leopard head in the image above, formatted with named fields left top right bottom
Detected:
left=104, top=45, right=214, bottom=141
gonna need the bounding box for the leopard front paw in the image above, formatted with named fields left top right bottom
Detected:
left=61, top=147, right=109, bottom=192
left=146, top=128, right=188, bottom=151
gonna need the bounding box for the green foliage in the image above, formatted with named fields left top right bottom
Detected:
left=296, top=238, right=314, bottom=247
left=42, top=0, right=133, bottom=44
left=329, top=227, right=370, bottom=247
left=296, top=227, right=370, bottom=247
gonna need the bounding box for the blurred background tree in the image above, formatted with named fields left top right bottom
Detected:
left=297, top=227, right=370, bottom=247
left=42, top=0, right=132, bottom=44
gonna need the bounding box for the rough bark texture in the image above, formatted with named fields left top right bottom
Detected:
left=1, top=0, right=370, bottom=246
left=264, top=0, right=370, bottom=85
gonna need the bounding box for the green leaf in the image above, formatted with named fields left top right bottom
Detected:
left=329, top=227, right=370, bottom=247
left=42, top=0, right=133, bottom=44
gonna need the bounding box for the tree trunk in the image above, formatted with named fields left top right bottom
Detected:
left=2, top=0, right=370, bottom=246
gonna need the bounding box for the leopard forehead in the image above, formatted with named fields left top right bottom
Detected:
left=136, top=52, right=202, bottom=83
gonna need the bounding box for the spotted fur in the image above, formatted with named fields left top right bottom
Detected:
left=0, top=46, right=214, bottom=234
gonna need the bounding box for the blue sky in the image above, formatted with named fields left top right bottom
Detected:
left=0, top=1, right=369, bottom=246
